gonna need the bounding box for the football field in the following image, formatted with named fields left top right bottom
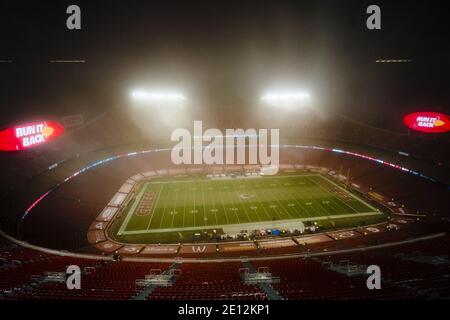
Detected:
left=115, top=173, right=382, bottom=239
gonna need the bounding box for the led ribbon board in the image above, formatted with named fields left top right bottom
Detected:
left=0, top=121, right=65, bottom=151
left=403, top=112, right=450, bottom=133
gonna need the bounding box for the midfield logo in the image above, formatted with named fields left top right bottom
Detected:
left=171, top=121, right=280, bottom=174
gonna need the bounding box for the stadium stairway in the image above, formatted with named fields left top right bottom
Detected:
left=242, top=261, right=282, bottom=300
left=315, top=253, right=446, bottom=299
left=133, top=262, right=180, bottom=300
left=1, top=273, right=48, bottom=299
left=1, top=257, right=99, bottom=299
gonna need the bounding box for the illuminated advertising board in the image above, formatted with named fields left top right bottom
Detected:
left=403, top=112, right=450, bottom=133
left=0, top=121, right=65, bottom=151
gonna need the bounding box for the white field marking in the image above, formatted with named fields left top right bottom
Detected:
left=282, top=176, right=315, bottom=219
left=278, top=180, right=302, bottom=218
left=206, top=180, right=219, bottom=226
left=145, top=184, right=164, bottom=230
left=272, top=175, right=328, bottom=221
left=291, top=177, right=328, bottom=218
left=182, top=182, right=187, bottom=227
left=216, top=180, right=230, bottom=225
left=201, top=183, right=207, bottom=227
left=306, top=177, right=348, bottom=217
left=305, top=175, right=359, bottom=214
left=256, top=179, right=286, bottom=221
left=192, top=183, right=196, bottom=227
left=170, top=189, right=179, bottom=229
left=158, top=184, right=173, bottom=228
left=121, top=211, right=381, bottom=235
left=118, top=182, right=149, bottom=234
left=223, top=182, right=241, bottom=225
left=306, top=177, right=343, bottom=216
left=302, top=176, right=344, bottom=216
left=229, top=179, right=252, bottom=223
left=242, top=177, right=271, bottom=222
left=254, top=183, right=280, bottom=221
left=284, top=176, right=320, bottom=218
left=269, top=178, right=296, bottom=219
left=318, top=175, right=379, bottom=213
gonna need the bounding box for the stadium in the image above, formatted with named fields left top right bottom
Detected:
left=1, top=0, right=449, bottom=303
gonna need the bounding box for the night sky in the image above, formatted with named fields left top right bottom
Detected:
left=0, top=0, right=449, bottom=130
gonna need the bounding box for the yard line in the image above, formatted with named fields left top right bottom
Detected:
left=229, top=179, right=253, bottom=223
left=206, top=180, right=220, bottom=226
left=286, top=178, right=318, bottom=218
left=306, top=176, right=359, bottom=214
left=201, top=182, right=207, bottom=227
left=223, top=182, right=241, bottom=224
left=182, top=182, right=187, bottom=228
left=170, top=186, right=179, bottom=229
left=256, top=178, right=285, bottom=221
left=265, top=179, right=295, bottom=220
left=287, top=176, right=324, bottom=219
left=216, top=181, right=230, bottom=225
left=305, top=178, right=345, bottom=215
left=305, top=176, right=349, bottom=213
left=299, top=177, right=333, bottom=217
left=146, top=183, right=164, bottom=230
left=269, top=179, right=296, bottom=219
left=281, top=177, right=314, bottom=219
left=193, top=185, right=196, bottom=227
left=241, top=178, right=271, bottom=221
left=318, top=175, right=378, bottom=212
left=158, top=185, right=172, bottom=228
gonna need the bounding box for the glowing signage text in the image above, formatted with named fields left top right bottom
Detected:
left=0, top=121, right=64, bottom=151
left=403, top=112, right=450, bottom=133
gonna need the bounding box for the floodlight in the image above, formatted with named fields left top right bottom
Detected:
left=130, top=90, right=186, bottom=102
left=261, top=91, right=311, bottom=102
left=260, top=90, right=312, bottom=110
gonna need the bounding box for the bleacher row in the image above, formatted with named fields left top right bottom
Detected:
left=1, top=233, right=449, bottom=299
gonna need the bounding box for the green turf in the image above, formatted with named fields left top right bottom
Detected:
left=115, top=173, right=382, bottom=239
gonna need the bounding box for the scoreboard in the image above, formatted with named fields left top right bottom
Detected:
left=0, top=121, right=64, bottom=151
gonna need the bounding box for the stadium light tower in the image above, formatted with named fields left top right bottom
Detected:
left=261, top=91, right=311, bottom=102
left=128, top=88, right=189, bottom=131
left=130, top=89, right=186, bottom=104
left=260, top=90, right=312, bottom=110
